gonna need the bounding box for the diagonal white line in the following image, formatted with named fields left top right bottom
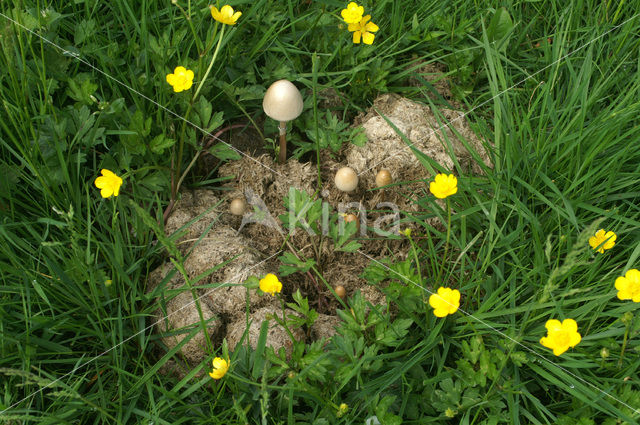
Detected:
left=0, top=250, right=282, bottom=415
left=358, top=12, right=640, bottom=177
left=356, top=249, right=640, bottom=416
left=0, top=11, right=284, bottom=178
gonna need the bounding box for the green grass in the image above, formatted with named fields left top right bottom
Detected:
left=1, top=0, right=640, bottom=424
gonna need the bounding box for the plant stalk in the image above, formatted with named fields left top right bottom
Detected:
left=193, top=25, right=225, bottom=102
left=278, top=121, right=287, bottom=163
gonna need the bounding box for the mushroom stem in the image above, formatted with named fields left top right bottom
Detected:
left=278, top=121, right=287, bottom=163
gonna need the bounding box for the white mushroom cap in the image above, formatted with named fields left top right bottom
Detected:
left=334, top=167, right=358, bottom=192
left=263, top=80, right=304, bottom=122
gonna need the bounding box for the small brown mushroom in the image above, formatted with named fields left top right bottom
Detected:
left=229, top=198, right=246, bottom=216
left=344, top=213, right=360, bottom=231
left=375, top=169, right=392, bottom=187
left=334, top=285, right=346, bottom=299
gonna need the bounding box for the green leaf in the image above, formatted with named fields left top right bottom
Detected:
left=251, top=320, right=269, bottom=379
left=208, top=142, right=241, bottom=161
left=329, top=217, right=362, bottom=252
left=66, top=77, right=98, bottom=105
left=149, top=134, right=175, bottom=154
left=120, top=110, right=152, bottom=155
left=74, top=18, right=96, bottom=44
left=487, top=7, right=514, bottom=50
left=280, top=187, right=323, bottom=235
left=139, top=170, right=168, bottom=191
left=278, top=252, right=315, bottom=276
left=350, top=126, right=368, bottom=147
left=193, top=98, right=224, bottom=133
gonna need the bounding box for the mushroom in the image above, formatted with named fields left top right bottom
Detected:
left=344, top=213, right=360, bottom=232
left=263, top=80, right=304, bottom=163
left=334, top=167, right=358, bottom=192
left=229, top=198, right=246, bottom=216
left=375, top=169, right=392, bottom=188
left=375, top=169, right=392, bottom=202
left=334, top=285, right=346, bottom=300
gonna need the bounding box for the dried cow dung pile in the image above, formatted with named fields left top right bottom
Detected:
left=148, top=90, right=491, bottom=376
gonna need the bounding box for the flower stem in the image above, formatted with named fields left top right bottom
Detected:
left=193, top=25, right=225, bottom=102
left=407, top=232, right=429, bottom=319
left=173, top=101, right=193, bottom=199
left=436, top=199, right=452, bottom=286
left=618, top=322, right=630, bottom=367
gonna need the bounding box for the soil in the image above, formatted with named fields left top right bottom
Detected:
left=147, top=73, right=492, bottom=376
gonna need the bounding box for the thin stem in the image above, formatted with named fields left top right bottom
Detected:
left=173, top=1, right=202, bottom=52
left=278, top=121, right=287, bottom=163
left=174, top=101, right=194, bottom=199
left=311, top=52, right=321, bottom=188
left=163, top=124, right=246, bottom=224
left=618, top=322, right=630, bottom=366
left=407, top=232, right=429, bottom=320
left=193, top=25, right=226, bottom=102
left=436, top=199, right=452, bottom=286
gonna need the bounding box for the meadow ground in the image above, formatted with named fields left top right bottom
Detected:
left=1, top=0, right=640, bottom=424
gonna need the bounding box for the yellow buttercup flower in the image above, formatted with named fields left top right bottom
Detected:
left=210, top=5, right=242, bottom=25
left=94, top=169, right=123, bottom=198
left=615, top=269, right=640, bottom=302
left=337, top=403, right=349, bottom=418
left=340, top=2, right=364, bottom=24
left=209, top=357, right=229, bottom=379
left=166, top=66, right=194, bottom=93
left=348, top=15, right=379, bottom=45
left=588, top=229, right=616, bottom=253
left=429, top=173, right=458, bottom=199
left=259, top=273, right=282, bottom=296
left=540, top=319, right=581, bottom=356
left=428, top=287, right=460, bottom=318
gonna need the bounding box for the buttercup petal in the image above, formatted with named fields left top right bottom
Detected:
left=627, top=269, right=640, bottom=282
left=540, top=336, right=551, bottom=349
left=562, top=319, right=578, bottom=333
left=100, top=187, right=113, bottom=198
left=220, top=5, right=233, bottom=18
left=545, top=319, right=562, bottom=332
left=112, top=181, right=121, bottom=196
left=352, top=31, right=361, bottom=44
left=451, top=289, right=461, bottom=303
left=615, top=276, right=628, bottom=292
left=365, top=22, right=379, bottom=32
left=433, top=307, right=448, bottom=318
left=569, top=332, right=581, bottom=347
left=552, top=345, right=568, bottom=356
left=362, top=32, right=375, bottom=44
left=94, top=176, right=107, bottom=189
